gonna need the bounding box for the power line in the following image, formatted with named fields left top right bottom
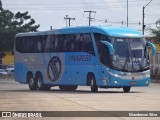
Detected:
left=94, top=18, right=157, bottom=26
left=76, top=12, right=85, bottom=25
left=4, top=2, right=160, bottom=11
left=3, top=1, right=159, bottom=30
left=1, top=0, right=146, bottom=5
left=5, top=4, right=160, bottom=11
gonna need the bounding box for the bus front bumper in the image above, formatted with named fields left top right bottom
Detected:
left=100, top=70, right=150, bottom=87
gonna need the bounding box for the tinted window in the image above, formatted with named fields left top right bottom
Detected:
left=94, top=33, right=112, bottom=43
left=97, top=42, right=111, bottom=66
left=15, top=33, right=95, bottom=55
left=16, top=36, right=46, bottom=53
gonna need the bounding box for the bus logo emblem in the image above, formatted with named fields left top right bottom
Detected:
left=47, top=56, right=61, bottom=82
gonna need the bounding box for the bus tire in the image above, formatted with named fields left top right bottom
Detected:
left=123, top=87, right=131, bottom=93
left=43, top=85, right=51, bottom=91
left=89, top=75, right=98, bottom=92
left=36, top=74, right=51, bottom=91
left=70, top=85, right=78, bottom=90
left=59, top=86, right=66, bottom=91
left=28, top=73, right=37, bottom=90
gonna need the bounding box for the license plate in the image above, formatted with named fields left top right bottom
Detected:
left=130, top=82, right=136, bottom=85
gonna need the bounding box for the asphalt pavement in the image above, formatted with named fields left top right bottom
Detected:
left=0, top=78, right=160, bottom=120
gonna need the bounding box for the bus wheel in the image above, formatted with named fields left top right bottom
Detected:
left=37, top=74, right=51, bottom=91
left=89, top=75, right=98, bottom=92
left=70, top=85, right=78, bottom=91
left=59, top=86, right=66, bottom=91
left=28, top=74, right=37, bottom=90
left=67, top=85, right=78, bottom=91
left=123, top=87, right=131, bottom=93
left=45, top=85, right=52, bottom=90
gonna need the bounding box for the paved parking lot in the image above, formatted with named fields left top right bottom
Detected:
left=0, top=78, right=160, bottom=120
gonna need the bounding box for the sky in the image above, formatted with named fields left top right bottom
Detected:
left=2, top=0, right=160, bottom=36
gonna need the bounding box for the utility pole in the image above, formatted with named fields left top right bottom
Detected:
left=142, top=6, right=145, bottom=35
left=127, top=0, right=128, bottom=27
left=84, top=10, right=96, bottom=26
left=64, top=15, right=75, bottom=27
left=142, top=0, right=153, bottom=35
left=50, top=26, right=52, bottom=30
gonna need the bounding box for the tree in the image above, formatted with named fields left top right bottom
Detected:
left=0, top=9, right=15, bottom=52
left=0, top=8, right=40, bottom=52
left=151, top=19, right=160, bottom=44
left=0, top=0, right=2, bottom=11
left=0, top=0, right=40, bottom=68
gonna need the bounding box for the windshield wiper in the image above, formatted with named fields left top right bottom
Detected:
left=122, top=53, right=130, bottom=70
left=111, top=66, right=129, bottom=72
left=121, top=68, right=129, bottom=72
left=132, top=51, right=143, bottom=70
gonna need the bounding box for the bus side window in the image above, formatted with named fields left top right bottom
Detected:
left=51, top=35, right=55, bottom=52
left=32, top=38, right=37, bottom=53
left=58, top=35, right=63, bottom=52
left=79, top=34, right=84, bottom=52
left=69, top=35, right=74, bottom=52
left=66, top=35, right=74, bottom=52
left=16, top=37, right=23, bottom=53
left=94, top=33, right=112, bottom=43
left=55, top=35, right=60, bottom=51
left=25, top=37, right=33, bottom=53
left=45, top=35, right=55, bottom=52
left=82, top=33, right=95, bottom=55
left=65, top=35, right=70, bottom=52
left=30, top=37, right=35, bottom=53
left=45, top=35, right=50, bottom=52
left=41, top=36, right=47, bottom=52
left=81, top=34, right=86, bottom=52
left=63, top=35, right=67, bottom=52
left=36, top=36, right=43, bottom=53
left=97, top=43, right=110, bottom=67
left=22, top=38, right=26, bottom=53
left=33, top=37, right=37, bottom=52
left=75, top=34, right=80, bottom=51
left=70, top=35, right=76, bottom=52
left=86, top=34, right=94, bottom=55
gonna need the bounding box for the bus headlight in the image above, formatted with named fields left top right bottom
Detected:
left=114, top=74, right=119, bottom=77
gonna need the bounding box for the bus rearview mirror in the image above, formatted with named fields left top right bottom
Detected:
left=147, top=42, right=156, bottom=56
left=100, top=41, right=114, bottom=55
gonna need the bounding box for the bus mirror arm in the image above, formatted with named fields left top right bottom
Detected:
left=147, top=42, right=156, bottom=56
left=100, top=41, right=114, bottom=55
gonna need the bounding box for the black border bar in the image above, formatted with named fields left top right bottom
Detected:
left=0, top=111, right=160, bottom=117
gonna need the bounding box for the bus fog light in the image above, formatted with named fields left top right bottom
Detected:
left=102, top=80, right=107, bottom=85
left=145, top=81, right=149, bottom=84
left=114, top=81, right=118, bottom=84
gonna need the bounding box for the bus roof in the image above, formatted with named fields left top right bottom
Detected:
left=16, top=26, right=144, bottom=38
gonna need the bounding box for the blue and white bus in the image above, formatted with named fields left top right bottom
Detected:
left=14, top=26, right=156, bottom=92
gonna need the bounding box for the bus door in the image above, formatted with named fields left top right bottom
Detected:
left=98, top=43, right=111, bottom=86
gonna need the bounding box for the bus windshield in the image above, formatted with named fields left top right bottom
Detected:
left=111, top=37, right=149, bottom=72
